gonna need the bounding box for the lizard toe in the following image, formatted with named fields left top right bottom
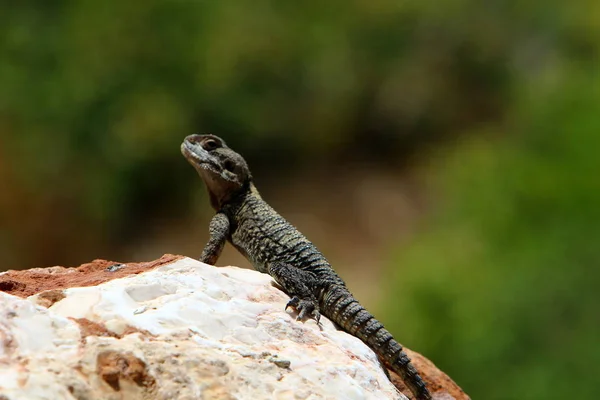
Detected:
left=313, top=310, right=321, bottom=325
left=292, top=299, right=319, bottom=322
left=285, top=296, right=300, bottom=311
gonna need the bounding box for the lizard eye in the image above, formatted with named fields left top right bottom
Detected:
left=223, top=160, right=236, bottom=172
left=203, top=139, right=219, bottom=151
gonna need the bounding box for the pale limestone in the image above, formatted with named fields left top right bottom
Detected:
left=0, top=257, right=404, bottom=400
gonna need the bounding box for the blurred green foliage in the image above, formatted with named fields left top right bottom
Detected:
left=0, top=1, right=598, bottom=398
left=1, top=0, right=527, bottom=267
left=387, top=69, right=599, bottom=399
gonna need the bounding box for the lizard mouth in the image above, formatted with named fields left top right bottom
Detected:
left=181, top=139, right=222, bottom=174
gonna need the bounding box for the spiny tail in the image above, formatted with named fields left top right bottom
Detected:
left=322, top=286, right=431, bottom=400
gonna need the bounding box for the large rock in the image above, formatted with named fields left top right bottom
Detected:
left=0, top=255, right=468, bottom=400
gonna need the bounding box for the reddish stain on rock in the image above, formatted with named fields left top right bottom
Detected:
left=0, top=254, right=183, bottom=298
left=71, top=317, right=155, bottom=341
left=96, top=350, right=156, bottom=392
left=72, top=318, right=120, bottom=340
left=35, top=289, right=66, bottom=308
left=390, top=348, right=471, bottom=400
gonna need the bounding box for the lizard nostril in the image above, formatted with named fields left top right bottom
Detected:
left=223, top=160, right=235, bottom=172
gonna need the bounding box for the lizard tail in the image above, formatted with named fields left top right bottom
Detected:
left=322, top=287, right=432, bottom=400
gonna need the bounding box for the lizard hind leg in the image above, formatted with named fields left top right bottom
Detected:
left=267, top=262, right=321, bottom=323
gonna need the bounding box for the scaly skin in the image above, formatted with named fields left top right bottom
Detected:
left=181, top=134, right=432, bottom=400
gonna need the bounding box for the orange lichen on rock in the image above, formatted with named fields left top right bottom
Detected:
left=0, top=254, right=182, bottom=298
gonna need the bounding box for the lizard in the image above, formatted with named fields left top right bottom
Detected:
left=181, top=134, right=432, bottom=400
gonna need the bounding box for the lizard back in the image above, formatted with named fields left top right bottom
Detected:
left=226, top=188, right=344, bottom=287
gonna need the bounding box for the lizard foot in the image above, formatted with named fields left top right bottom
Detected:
left=285, top=296, right=321, bottom=324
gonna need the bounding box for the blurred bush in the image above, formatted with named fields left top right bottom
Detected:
left=386, top=68, right=599, bottom=399
left=0, top=0, right=525, bottom=267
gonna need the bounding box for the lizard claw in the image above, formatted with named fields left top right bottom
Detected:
left=314, top=310, right=321, bottom=325
left=286, top=297, right=320, bottom=323
left=285, top=296, right=300, bottom=311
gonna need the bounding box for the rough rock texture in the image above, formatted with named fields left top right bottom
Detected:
left=0, top=255, right=469, bottom=400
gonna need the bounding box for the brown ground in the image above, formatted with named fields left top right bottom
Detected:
left=0, top=253, right=468, bottom=399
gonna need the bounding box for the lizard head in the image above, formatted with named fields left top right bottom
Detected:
left=181, top=134, right=252, bottom=210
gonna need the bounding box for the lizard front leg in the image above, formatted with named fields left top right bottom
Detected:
left=200, top=212, right=230, bottom=265
left=268, top=262, right=321, bottom=323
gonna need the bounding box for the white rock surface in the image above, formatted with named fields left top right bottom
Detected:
left=0, top=257, right=404, bottom=400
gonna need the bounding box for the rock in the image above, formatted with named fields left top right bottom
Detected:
left=0, top=255, right=469, bottom=400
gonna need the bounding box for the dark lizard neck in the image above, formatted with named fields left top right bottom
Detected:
left=220, top=182, right=261, bottom=212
